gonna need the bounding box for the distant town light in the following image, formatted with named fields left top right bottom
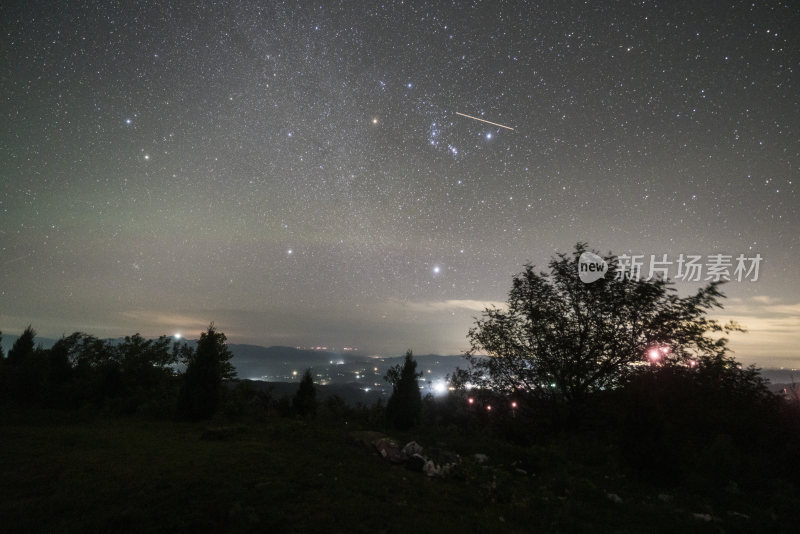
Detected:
left=468, top=397, right=474, bottom=404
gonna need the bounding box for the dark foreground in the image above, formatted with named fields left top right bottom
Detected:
left=1, top=407, right=796, bottom=533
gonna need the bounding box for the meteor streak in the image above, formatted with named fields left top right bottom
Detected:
left=455, top=112, right=515, bottom=131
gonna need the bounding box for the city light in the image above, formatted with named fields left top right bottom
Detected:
left=648, top=345, right=670, bottom=362
left=468, top=397, right=474, bottom=404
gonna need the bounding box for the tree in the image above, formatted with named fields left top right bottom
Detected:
left=178, top=324, right=236, bottom=419
left=293, top=368, right=317, bottom=416
left=116, top=334, right=176, bottom=390
left=385, top=350, right=422, bottom=430
left=455, top=243, right=742, bottom=403
left=7, top=325, right=36, bottom=366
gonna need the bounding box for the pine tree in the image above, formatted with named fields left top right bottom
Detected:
left=8, top=325, right=36, bottom=366
left=385, top=350, right=422, bottom=431
left=178, top=324, right=236, bottom=419
left=293, top=368, right=317, bottom=416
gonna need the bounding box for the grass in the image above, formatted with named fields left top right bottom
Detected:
left=0, top=406, right=795, bottom=533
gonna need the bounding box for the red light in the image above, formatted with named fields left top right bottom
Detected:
left=486, top=405, right=492, bottom=411
left=511, top=401, right=517, bottom=408
left=468, top=397, right=474, bottom=404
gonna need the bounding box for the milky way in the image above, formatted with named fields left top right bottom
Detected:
left=1, top=1, right=798, bottom=364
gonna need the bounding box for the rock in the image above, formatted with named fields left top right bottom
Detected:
left=428, top=447, right=460, bottom=465
left=607, top=493, right=623, bottom=504
left=374, top=437, right=405, bottom=463
left=401, top=441, right=423, bottom=457
left=405, top=454, right=427, bottom=472
left=424, top=460, right=441, bottom=477
left=439, top=463, right=455, bottom=477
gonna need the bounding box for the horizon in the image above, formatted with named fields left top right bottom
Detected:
left=2, top=323, right=799, bottom=372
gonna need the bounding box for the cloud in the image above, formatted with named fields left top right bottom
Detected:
left=751, top=295, right=779, bottom=304
left=711, top=299, right=800, bottom=364
left=389, top=299, right=507, bottom=314
left=118, top=310, right=232, bottom=337
left=764, top=303, right=800, bottom=315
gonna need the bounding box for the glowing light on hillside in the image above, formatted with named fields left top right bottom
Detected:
left=648, top=345, right=670, bottom=362
left=433, top=380, right=447, bottom=395
left=468, top=397, right=474, bottom=405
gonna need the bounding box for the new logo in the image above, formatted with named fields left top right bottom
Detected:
left=578, top=252, right=608, bottom=283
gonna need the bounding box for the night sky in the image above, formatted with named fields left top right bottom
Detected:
left=1, top=1, right=798, bottom=366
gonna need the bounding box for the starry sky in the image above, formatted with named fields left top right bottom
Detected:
left=1, top=1, right=798, bottom=366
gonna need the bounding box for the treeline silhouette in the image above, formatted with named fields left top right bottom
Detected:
left=2, top=321, right=797, bottom=492
left=0, top=324, right=235, bottom=420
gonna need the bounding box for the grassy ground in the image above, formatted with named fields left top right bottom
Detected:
left=0, top=407, right=795, bottom=533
